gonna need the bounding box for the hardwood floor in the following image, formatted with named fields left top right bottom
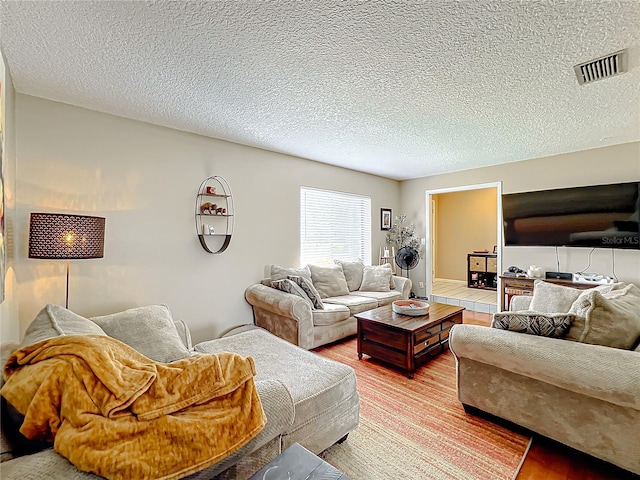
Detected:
left=460, top=311, right=639, bottom=480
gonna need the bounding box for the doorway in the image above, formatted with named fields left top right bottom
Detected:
left=425, top=182, right=502, bottom=313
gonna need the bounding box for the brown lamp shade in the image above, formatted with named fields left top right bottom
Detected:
left=29, top=213, right=106, bottom=259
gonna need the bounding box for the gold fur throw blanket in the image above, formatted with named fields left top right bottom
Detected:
left=1, top=335, right=266, bottom=480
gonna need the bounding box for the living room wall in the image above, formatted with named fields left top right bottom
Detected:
left=401, top=142, right=640, bottom=298
left=10, top=94, right=401, bottom=343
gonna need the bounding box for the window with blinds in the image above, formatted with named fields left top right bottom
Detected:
left=300, top=187, right=372, bottom=266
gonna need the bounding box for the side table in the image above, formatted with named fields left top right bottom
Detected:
left=247, top=443, right=350, bottom=480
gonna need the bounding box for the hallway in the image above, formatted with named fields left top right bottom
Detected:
left=430, top=278, right=498, bottom=314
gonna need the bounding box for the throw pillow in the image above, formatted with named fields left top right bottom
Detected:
left=491, top=311, right=575, bottom=338
left=19, top=304, right=107, bottom=349
left=309, top=264, right=350, bottom=298
left=529, top=280, right=583, bottom=313
left=271, top=279, right=313, bottom=306
left=566, top=283, right=640, bottom=350
left=270, top=264, right=311, bottom=282
left=334, top=260, right=364, bottom=291
left=359, top=265, right=392, bottom=292
left=381, top=262, right=396, bottom=289
left=90, top=305, right=191, bottom=362
left=565, top=282, right=622, bottom=341
left=287, top=275, right=324, bottom=309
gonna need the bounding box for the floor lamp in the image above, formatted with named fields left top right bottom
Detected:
left=29, top=213, right=106, bottom=309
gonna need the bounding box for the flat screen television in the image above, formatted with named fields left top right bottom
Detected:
left=502, top=182, right=640, bottom=249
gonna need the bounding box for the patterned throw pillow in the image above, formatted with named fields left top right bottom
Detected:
left=287, top=275, right=324, bottom=309
left=270, top=279, right=313, bottom=306
left=491, top=311, right=575, bottom=338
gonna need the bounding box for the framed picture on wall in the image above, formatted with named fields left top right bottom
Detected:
left=381, top=208, right=392, bottom=230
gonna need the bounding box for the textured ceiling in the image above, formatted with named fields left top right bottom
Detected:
left=1, top=1, right=639, bottom=180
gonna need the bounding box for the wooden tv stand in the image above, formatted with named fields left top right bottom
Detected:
left=499, top=275, right=597, bottom=311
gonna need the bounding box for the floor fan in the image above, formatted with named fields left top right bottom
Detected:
left=395, top=246, right=420, bottom=278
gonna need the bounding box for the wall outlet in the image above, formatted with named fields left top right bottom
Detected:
left=419, top=281, right=425, bottom=289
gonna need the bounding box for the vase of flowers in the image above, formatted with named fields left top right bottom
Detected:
left=385, top=214, right=422, bottom=261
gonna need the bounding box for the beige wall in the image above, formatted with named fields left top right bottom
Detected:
left=401, top=142, right=640, bottom=298
left=10, top=94, right=400, bottom=343
left=0, top=51, right=19, bottom=343
left=434, top=188, right=497, bottom=281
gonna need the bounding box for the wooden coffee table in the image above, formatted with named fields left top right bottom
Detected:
left=355, top=302, right=464, bottom=378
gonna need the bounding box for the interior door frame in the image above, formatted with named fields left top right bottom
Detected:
left=424, top=181, right=503, bottom=301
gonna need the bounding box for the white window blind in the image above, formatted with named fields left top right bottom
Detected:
left=300, top=187, right=371, bottom=266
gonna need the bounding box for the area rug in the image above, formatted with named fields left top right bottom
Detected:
left=315, top=338, right=530, bottom=480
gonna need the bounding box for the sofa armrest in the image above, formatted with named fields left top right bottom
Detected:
left=509, top=295, right=532, bottom=311
left=244, top=284, right=314, bottom=348
left=0, top=448, right=100, bottom=478
left=449, top=324, right=640, bottom=410
left=392, top=276, right=412, bottom=299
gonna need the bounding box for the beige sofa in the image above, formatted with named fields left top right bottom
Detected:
left=1, top=304, right=359, bottom=479
left=449, top=281, right=640, bottom=475
left=245, top=262, right=412, bottom=349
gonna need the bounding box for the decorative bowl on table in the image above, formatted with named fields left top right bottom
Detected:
left=392, top=300, right=430, bottom=316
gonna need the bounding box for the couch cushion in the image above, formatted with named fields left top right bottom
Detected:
left=349, top=290, right=402, bottom=306
left=287, top=275, right=324, bottom=309
left=323, top=295, right=378, bottom=316
left=359, top=264, right=392, bottom=292
left=312, top=303, right=350, bottom=326
left=529, top=280, right=615, bottom=313
left=270, top=264, right=311, bottom=281
left=309, top=264, right=350, bottom=298
left=567, top=283, right=640, bottom=350
left=90, top=305, right=191, bottom=363
left=19, top=304, right=107, bottom=349
left=193, top=329, right=358, bottom=435
left=491, top=311, right=575, bottom=338
left=334, top=260, right=364, bottom=291
left=529, top=280, right=584, bottom=313
left=270, top=279, right=312, bottom=306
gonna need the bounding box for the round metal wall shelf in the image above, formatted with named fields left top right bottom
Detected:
left=194, top=176, right=234, bottom=254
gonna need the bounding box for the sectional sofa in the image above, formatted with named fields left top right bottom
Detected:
left=0, top=304, right=360, bottom=479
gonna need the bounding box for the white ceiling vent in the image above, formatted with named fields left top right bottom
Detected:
left=574, top=49, right=627, bottom=86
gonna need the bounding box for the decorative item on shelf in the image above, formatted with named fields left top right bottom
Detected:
left=195, top=175, right=234, bottom=254
left=28, top=212, right=106, bottom=308
left=379, top=246, right=397, bottom=273
left=527, top=265, right=544, bottom=278
left=392, top=299, right=430, bottom=316
left=200, top=202, right=217, bottom=214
